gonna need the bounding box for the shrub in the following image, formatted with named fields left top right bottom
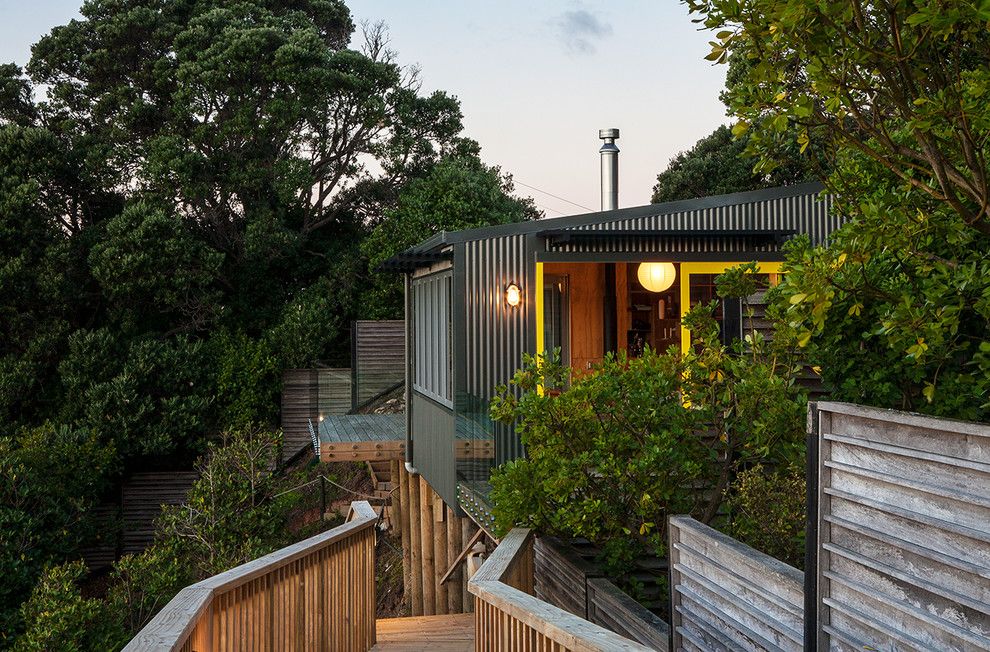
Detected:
left=13, top=561, right=124, bottom=652
left=726, top=464, right=806, bottom=569
left=491, top=264, right=808, bottom=578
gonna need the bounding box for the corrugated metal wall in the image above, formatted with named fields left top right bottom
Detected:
left=813, top=402, right=990, bottom=650
left=668, top=516, right=805, bottom=651
left=461, top=234, right=531, bottom=465
left=551, top=192, right=838, bottom=253
left=411, top=391, right=456, bottom=505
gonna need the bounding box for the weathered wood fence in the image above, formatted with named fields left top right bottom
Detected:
left=664, top=401, right=990, bottom=652
left=810, top=401, right=990, bottom=650
left=470, top=528, right=655, bottom=651
left=668, top=517, right=803, bottom=651
left=534, top=537, right=670, bottom=650
left=123, top=501, right=378, bottom=652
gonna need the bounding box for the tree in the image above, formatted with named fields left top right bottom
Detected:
left=651, top=124, right=814, bottom=202
left=687, top=0, right=990, bottom=418
left=360, top=148, right=539, bottom=318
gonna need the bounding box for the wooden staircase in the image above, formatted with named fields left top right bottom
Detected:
left=367, top=459, right=398, bottom=528
left=371, top=613, right=474, bottom=651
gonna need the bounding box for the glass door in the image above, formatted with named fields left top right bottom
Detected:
left=543, top=274, right=570, bottom=367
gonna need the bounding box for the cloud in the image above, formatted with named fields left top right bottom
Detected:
left=553, top=9, right=613, bottom=55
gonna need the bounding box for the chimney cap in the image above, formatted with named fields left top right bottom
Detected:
left=599, top=128, right=620, bottom=140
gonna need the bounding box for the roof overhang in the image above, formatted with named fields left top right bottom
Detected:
left=377, top=250, right=453, bottom=274
left=538, top=228, right=797, bottom=247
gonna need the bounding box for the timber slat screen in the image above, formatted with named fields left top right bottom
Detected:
left=123, top=501, right=378, bottom=652
left=469, top=528, right=655, bottom=651
left=813, top=402, right=990, bottom=651
left=667, top=517, right=804, bottom=651
left=352, top=320, right=404, bottom=408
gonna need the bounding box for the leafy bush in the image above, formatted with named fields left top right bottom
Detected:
left=0, top=425, right=115, bottom=639
left=726, top=464, right=806, bottom=569
left=13, top=561, right=124, bottom=652
left=491, top=271, right=807, bottom=576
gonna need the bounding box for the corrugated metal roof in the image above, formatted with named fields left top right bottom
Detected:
left=385, top=182, right=832, bottom=268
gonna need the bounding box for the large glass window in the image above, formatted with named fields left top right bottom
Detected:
left=412, top=271, right=452, bottom=407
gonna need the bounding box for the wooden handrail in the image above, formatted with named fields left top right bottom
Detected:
left=124, top=501, right=379, bottom=652
left=469, top=529, right=655, bottom=651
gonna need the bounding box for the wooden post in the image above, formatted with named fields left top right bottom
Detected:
left=396, top=459, right=411, bottom=616
left=408, top=471, right=423, bottom=616
left=434, top=498, right=449, bottom=615
left=447, top=506, right=463, bottom=614
left=461, top=517, right=477, bottom=613
left=419, top=476, right=436, bottom=616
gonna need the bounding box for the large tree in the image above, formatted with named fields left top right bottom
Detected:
left=0, top=0, right=528, bottom=636
left=687, top=0, right=990, bottom=418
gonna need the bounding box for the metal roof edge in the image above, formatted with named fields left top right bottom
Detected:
left=398, top=180, right=827, bottom=257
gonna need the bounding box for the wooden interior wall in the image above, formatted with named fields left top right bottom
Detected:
left=615, top=264, right=630, bottom=350
left=393, top=462, right=477, bottom=617
left=544, top=262, right=604, bottom=372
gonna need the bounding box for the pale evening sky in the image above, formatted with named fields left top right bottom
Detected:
left=0, top=1, right=729, bottom=215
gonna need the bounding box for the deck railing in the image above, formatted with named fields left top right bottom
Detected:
left=123, top=501, right=378, bottom=652
left=469, top=529, right=655, bottom=651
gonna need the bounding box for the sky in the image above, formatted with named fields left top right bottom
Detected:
left=0, top=1, right=729, bottom=215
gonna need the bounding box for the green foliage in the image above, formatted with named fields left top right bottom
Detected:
left=687, top=0, right=990, bottom=421
left=13, top=561, right=123, bottom=652
left=652, top=124, right=814, bottom=203
left=0, top=425, right=115, bottom=639
left=105, top=544, right=191, bottom=640
left=361, top=151, right=539, bottom=318
left=211, top=331, right=280, bottom=430
left=57, top=329, right=213, bottom=458
left=491, top=270, right=807, bottom=576
left=726, top=464, right=806, bottom=569
left=155, top=425, right=297, bottom=578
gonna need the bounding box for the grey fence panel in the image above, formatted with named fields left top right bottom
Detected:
left=534, top=536, right=671, bottom=651
left=352, top=320, right=404, bottom=408
left=669, top=517, right=804, bottom=652
left=815, top=402, right=990, bottom=651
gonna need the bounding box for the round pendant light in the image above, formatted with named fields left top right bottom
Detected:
left=637, top=262, right=676, bottom=293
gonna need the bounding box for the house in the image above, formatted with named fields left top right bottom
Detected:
left=379, top=130, right=842, bottom=521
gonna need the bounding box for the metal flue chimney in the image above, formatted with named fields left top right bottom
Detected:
left=599, top=128, right=619, bottom=211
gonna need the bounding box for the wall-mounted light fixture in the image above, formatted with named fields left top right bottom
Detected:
left=637, top=262, right=676, bottom=293
left=505, top=283, right=521, bottom=307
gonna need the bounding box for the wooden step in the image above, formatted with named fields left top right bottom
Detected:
left=372, top=614, right=474, bottom=651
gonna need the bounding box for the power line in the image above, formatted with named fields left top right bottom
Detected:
left=514, top=179, right=596, bottom=213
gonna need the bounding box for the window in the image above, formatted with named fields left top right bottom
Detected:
left=412, top=272, right=453, bottom=407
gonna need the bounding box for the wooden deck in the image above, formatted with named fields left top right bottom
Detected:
left=318, top=413, right=493, bottom=462
left=372, top=613, right=475, bottom=651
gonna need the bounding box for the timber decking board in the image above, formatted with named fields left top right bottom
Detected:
left=371, top=613, right=474, bottom=651
left=318, top=414, right=494, bottom=444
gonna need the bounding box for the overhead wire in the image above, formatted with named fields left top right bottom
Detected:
left=513, top=179, right=596, bottom=213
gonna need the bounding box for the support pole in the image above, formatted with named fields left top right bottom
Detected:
left=408, top=470, right=423, bottom=616
left=396, top=459, right=411, bottom=614
left=446, top=506, right=462, bottom=614
left=434, top=501, right=449, bottom=614
left=419, top=476, right=436, bottom=616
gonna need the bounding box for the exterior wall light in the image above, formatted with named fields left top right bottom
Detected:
left=637, top=262, right=676, bottom=293
left=505, top=283, right=522, bottom=307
